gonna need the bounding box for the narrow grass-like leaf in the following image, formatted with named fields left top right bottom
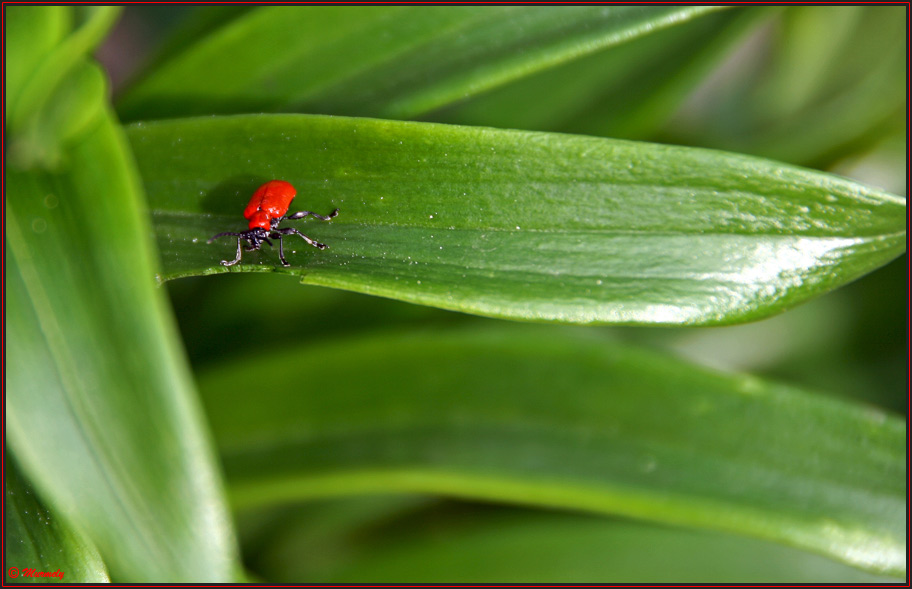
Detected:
left=7, top=6, right=120, bottom=131
left=558, top=8, right=764, bottom=140
left=251, top=499, right=895, bottom=582
left=199, top=327, right=905, bottom=576
left=4, top=6, right=68, bottom=116
left=124, top=6, right=255, bottom=80
left=6, top=107, right=238, bottom=581
left=5, top=456, right=109, bottom=583
left=6, top=6, right=120, bottom=169
left=429, top=8, right=757, bottom=139
left=671, top=6, right=906, bottom=167
left=129, top=115, right=905, bottom=326
left=6, top=102, right=238, bottom=585
left=116, top=6, right=722, bottom=121
left=7, top=7, right=237, bottom=581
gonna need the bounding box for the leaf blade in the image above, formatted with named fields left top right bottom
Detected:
left=6, top=10, right=239, bottom=571
left=198, top=327, right=906, bottom=576
left=429, top=8, right=758, bottom=139
left=252, top=499, right=897, bottom=582
left=116, top=6, right=724, bottom=121
left=6, top=109, right=239, bottom=581
left=5, top=456, right=110, bottom=583
left=129, top=114, right=906, bottom=325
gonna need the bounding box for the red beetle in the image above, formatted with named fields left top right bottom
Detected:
left=208, top=180, right=339, bottom=267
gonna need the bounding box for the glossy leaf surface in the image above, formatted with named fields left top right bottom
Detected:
left=129, top=114, right=905, bottom=326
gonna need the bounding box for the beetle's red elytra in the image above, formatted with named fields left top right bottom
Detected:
left=244, top=179, right=298, bottom=231
left=208, top=180, right=339, bottom=267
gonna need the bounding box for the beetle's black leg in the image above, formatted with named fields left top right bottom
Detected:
left=207, top=231, right=245, bottom=266
left=221, top=235, right=243, bottom=267
left=277, top=227, right=327, bottom=250
left=276, top=234, right=291, bottom=266
left=285, top=208, right=340, bottom=222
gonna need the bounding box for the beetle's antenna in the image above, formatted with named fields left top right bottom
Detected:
left=207, top=231, right=244, bottom=244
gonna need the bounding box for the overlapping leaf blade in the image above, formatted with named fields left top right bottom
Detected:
left=116, top=6, right=724, bottom=121
left=249, top=499, right=894, bottom=582
left=6, top=8, right=238, bottom=581
left=670, top=6, right=907, bottom=167
left=429, top=8, right=757, bottom=139
left=6, top=109, right=238, bottom=581
left=199, top=327, right=905, bottom=576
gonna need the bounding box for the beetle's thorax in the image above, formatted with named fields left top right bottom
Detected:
left=247, top=210, right=272, bottom=231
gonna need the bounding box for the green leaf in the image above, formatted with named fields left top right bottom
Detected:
left=790, top=8, right=906, bottom=166
left=6, top=6, right=120, bottom=169
left=237, top=495, right=433, bottom=579
left=128, top=114, right=905, bottom=326
left=115, top=6, right=255, bottom=90
left=6, top=7, right=238, bottom=581
left=7, top=6, right=120, bottom=130
left=116, top=6, right=723, bottom=121
left=199, top=327, right=905, bottom=576
left=251, top=499, right=897, bottom=582
left=429, top=8, right=757, bottom=139
left=649, top=254, right=907, bottom=413
left=5, top=456, right=110, bottom=583
left=6, top=110, right=238, bottom=580
left=4, top=6, right=69, bottom=113
left=168, top=273, right=461, bottom=366
left=558, top=8, right=764, bottom=140
left=670, top=6, right=906, bottom=167
left=9, top=61, right=109, bottom=169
